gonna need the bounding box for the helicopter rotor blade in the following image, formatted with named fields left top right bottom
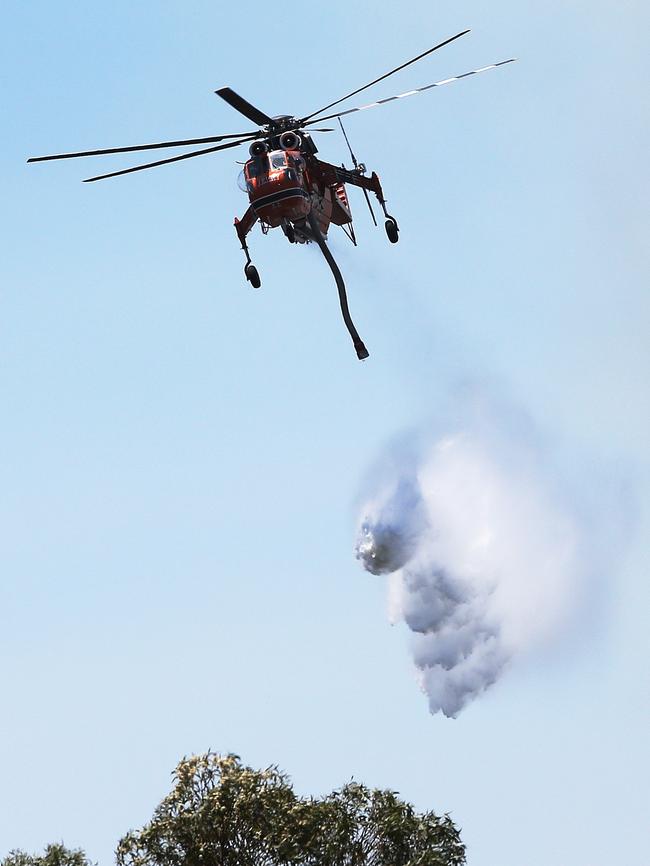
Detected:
left=215, top=88, right=274, bottom=126
left=303, top=59, right=517, bottom=126
left=82, top=136, right=253, bottom=183
left=300, top=30, right=470, bottom=123
left=27, top=131, right=260, bottom=163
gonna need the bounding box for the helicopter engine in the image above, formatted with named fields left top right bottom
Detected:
left=249, top=140, right=268, bottom=157
left=279, top=131, right=301, bottom=151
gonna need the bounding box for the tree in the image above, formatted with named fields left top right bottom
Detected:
left=307, top=783, right=465, bottom=866
left=2, top=844, right=93, bottom=866
left=116, top=752, right=465, bottom=866
left=116, top=752, right=304, bottom=866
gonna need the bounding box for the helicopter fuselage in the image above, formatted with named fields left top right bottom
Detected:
left=244, top=148, right=311, bottom=229
left=240, top=145, right=354, bottom=241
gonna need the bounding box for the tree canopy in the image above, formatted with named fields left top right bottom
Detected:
left=116, top=752, right=465, bottom=866
left=2, top=844, right=93, bottom=866
left=3, top=754, right=465, bottom=866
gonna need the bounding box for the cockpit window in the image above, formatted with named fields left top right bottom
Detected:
left=246, top=156, right=268, bottom=179
left=270, top=151, right=286, bottom=170
left=288, top=153, right=305, bottom=171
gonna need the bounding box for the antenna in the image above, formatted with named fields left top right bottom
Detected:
left=338, top=119, right=377, bottom=227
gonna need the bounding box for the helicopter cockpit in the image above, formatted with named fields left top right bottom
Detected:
left=238, top=149, right=304, bottom=193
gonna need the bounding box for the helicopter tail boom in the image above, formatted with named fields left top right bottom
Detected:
left=313, top=160, right=390, bottom=218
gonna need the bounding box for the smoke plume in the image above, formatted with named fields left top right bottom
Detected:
left=355, top=389, right=597, bottom=718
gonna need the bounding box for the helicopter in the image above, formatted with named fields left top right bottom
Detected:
left=28, top=30, right=515, bottom=360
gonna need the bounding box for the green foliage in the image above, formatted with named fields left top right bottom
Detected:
left=308, top=783, right=465, bottom=866
left=116, top=752, right=465, bottom=866
left=116, top=753, right=303, bottom=866
left=2, top=844, right=93, bottom=866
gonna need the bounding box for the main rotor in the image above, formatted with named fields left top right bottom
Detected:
left=28, top=30, right=516, bottom=182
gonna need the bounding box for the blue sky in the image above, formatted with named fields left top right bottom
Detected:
left=1, top=2, right=648, bottom=864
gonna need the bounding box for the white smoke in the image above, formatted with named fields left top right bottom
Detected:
left=355, top=389, right=598, bottom=718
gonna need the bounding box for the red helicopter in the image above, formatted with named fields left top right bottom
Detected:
left=28, top=30, right=515, bottom=360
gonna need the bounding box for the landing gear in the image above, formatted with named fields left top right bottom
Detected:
left=377, top=192, right=399, bottom=244
left=244, top=263, right=261, bottom=288
left=384, top=217, right=399, bottom=243
left=363, top=172, right=399, bottom=242
left=235, top=207, right=263, bottom=289
left=236, top=213, right=261, bottom=288
left=282, top=221, right=296, bottom=244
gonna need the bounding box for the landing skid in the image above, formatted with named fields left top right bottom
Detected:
left=306, top=211, right=369, bottom=361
